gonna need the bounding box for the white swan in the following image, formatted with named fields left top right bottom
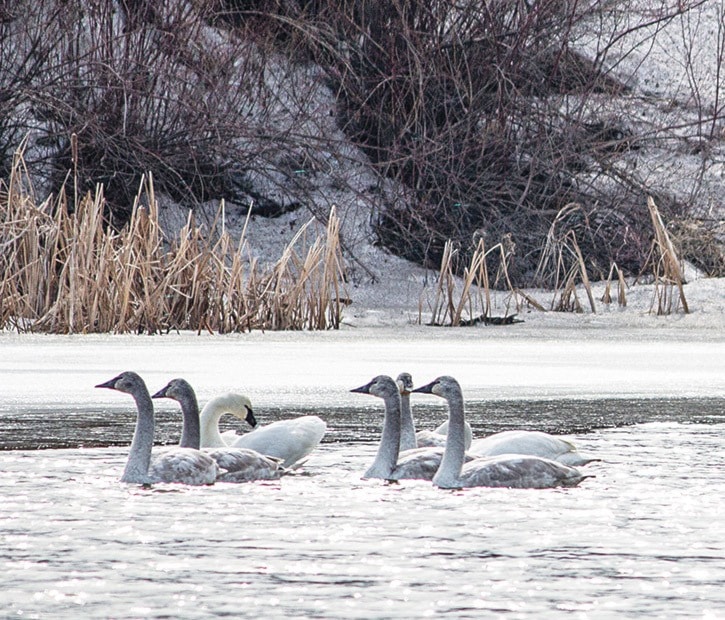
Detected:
left=197, top=392, right=326, bottom=469
left=351, top=375, right=474, bottom=481
left=95, top=371, right=218, bottom=485
left=152, top=379, right=286, bottom=482
left=412, top=376, right=590, bottom=489
left=397, top=372, right=473, bottom=450
left=468, top=430, right=597, bottom=467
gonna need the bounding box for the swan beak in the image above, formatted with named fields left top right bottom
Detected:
left=151, top=385, right=170, bottom=399
left=95, top=375, right=121, bottom=390
left=350, top=380, right=373, bottom=395
left=411, top=380, right=437, bottom=395
left=245, top=405, right=257, bottom=428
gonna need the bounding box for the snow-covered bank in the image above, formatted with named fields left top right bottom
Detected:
left=341, top=247, right=725, bottom=330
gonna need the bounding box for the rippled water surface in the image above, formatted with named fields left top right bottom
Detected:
left=1, top=331, right=723, bottom=618
left=2, top=414, right=724, bottom=619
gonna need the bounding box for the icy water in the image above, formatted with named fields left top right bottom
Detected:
left=1, top=329, right=723, bottom=618
left=1, top=418, right=724, bottom=619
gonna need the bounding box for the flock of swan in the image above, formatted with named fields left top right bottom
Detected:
left=96, top=370, right=597, bottom=490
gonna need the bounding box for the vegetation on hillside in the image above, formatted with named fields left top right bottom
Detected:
left=0, top=1, right=723, bottom=331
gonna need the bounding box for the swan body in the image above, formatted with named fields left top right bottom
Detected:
left=412, top=376, right=589, bottom=489
left=397, top=373, right=473, bottom=450
left=95, top=372, right=218, bottom=486
left=468, top=430, right=597, bottom=466
left=199, top=392, right=326, bottom=469
left=152, top=379, right=285, bottom=482
left=417, top=420, right=473, bottom=450
left=352, top=375, right=471, bottom=481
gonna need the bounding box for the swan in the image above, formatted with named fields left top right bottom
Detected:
left=197, top=392, right=326, bottom=469
left=95, top=371, right=218, bottom=485
left=351, top=375, right=474, bottom=481
left=468, top=430, right=598, bottom=466
left=396, top=373, right=418, bottom=451
left=427, top=378, right=595, bottom=466
left=152, top=379, right=286, bottom=482
left=412, top=376, right=590, bottom=489
left=397, top=372, right=473, bottom=450
left=404, top=372, right=594, bottom=466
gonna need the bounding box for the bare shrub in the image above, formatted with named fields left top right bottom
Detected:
left=0, top=0, right=298, bottom=223
left=225, top=0, right=715, bottom=285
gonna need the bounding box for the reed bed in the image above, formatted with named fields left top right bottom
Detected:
left=424, top=194, right=694, bottom=325
left=0, top=158, right=347, bottom=334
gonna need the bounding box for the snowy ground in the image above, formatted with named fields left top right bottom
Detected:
left=2, top=269, right=722, bottom=413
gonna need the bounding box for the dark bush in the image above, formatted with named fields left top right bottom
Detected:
left=1, top=0, right=718, bottom=286
left=218, top=0, right=706, bottom=284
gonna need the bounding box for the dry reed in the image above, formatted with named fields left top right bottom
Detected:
left=646, top=196, right=689, bottom=315
left=0, top=154, right=348, bottom=334
left=426, top=238, right=520, bottom=326
left=601, top=263, right=628, bottom=307
left=536, top=204, right=597, bottom=313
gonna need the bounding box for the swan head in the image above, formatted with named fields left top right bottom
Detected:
left=351, top=375, right=399, bottom=399
left=411, top=375, right=461, bottom=399
left=95, top=371, right=146, bottom=395
left=202, top=393, right=257, bottom=428
left=151, top=378, right=195, bottom=402
left=396, top=372, right=414, bottom=395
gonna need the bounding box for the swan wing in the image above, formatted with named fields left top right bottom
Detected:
left=231, top=416, right=326, bottom=468
left=149, top=448, right=219, bottom=485
left=414, top=431, right=447, bottom=449
left=206, top=447, right=285, bottom=482
left=220, top=429, right=242, bottom=445
left=457, top=454, right=588, bottom=489
left=468, top=430, right=596, bottom=466
left=391, top=447, right=445, bottom=480
left=391, top=447, right=477, bottom=481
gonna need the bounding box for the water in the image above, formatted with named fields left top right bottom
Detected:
left=1, top=406, right=724, bottom=618
left=1, top=330, right=723, bottom=618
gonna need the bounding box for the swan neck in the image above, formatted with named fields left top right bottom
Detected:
left=122, top=388, right=155, bottom=483
left=399, top=392, right=417, bottom=451
left=178, top=392, right=202, bottom=450
left=199, top=398, right=230, bottom=448
left=433, top=392, right=466, bottom=487
left=365, top=393, right=401, bottom=478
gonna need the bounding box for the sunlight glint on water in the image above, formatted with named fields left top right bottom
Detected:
left=1, top=418, right=724, bottom=619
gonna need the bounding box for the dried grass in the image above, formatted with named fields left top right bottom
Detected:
left=426, top=238, right=520, bottom=327
left=536, top=204, right=597, bottom=313
left=646, top=196, right=689, bottom=315
left=601, top=263, right=628, bottom=307
left=0, top=153, right=347, bottom=334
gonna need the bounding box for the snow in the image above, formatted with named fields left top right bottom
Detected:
left=1, top=268, right=723, bottom=413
